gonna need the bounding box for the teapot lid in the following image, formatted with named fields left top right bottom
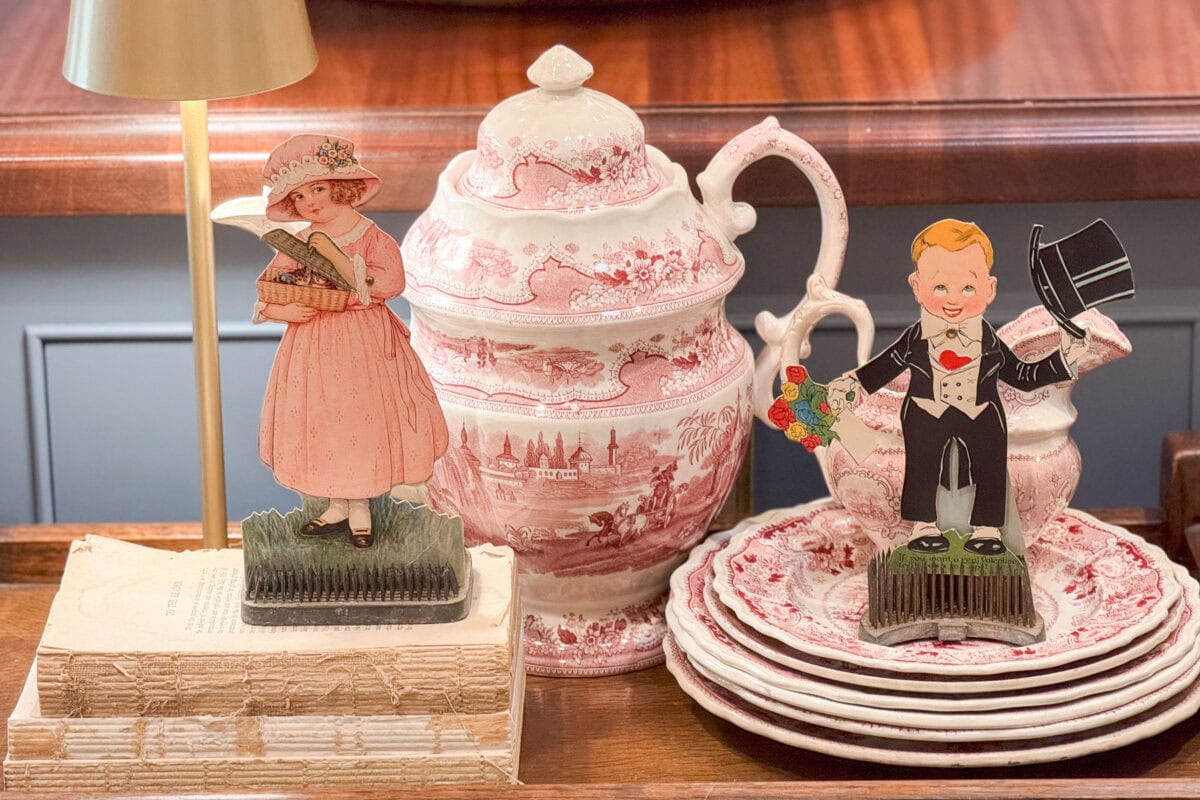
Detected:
left=459, top=45, right=661, bottom=211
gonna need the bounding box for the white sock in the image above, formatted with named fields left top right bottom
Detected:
left=349, top=498, right=371, bottom=532
left=323, top=497, right=349, bottom=523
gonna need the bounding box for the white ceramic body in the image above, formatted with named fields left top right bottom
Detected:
left=815, top=307, right=1132, bottom=549
left=405, top=113, right=856, bottom=675
left=417, top=311, right=753, bottom=675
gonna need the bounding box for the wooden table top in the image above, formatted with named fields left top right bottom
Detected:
left=2, top=514, right=1200, bottom=798
left=3, top=0, right=1199, bottom=216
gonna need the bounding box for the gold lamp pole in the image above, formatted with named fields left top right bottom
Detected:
left=62, top=0, right=318, bottom=548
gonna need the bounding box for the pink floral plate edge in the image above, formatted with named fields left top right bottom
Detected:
left=673, top=606, right=1200, bottom=733
left=712, top=499, right=1182, bottom=676
left=684, top=632, right=1200, bottom=744
left=663, top=631, right=1200, bottom=768
left=669, top=530, right=1200, bottom=711
left=704, top=555, right=1187, bottom=695
left=705, top=561, right=1185, bottom=695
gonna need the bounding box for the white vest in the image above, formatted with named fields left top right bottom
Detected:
left=912, top=310, right=988, bottom=419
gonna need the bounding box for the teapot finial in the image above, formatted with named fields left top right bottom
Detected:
left=527, top=45, right=593, bottom=93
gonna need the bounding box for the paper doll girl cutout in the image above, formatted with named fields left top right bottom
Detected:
left=215, top=136, right=469, bottom=626
left=827, top=219, right=1088, bottom=556
left=254, top=134, right=450, bottom=549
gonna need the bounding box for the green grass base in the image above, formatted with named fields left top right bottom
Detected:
left=885, top=529, right=1028, bottom=578
left=242, top=496, right=467, bottom=578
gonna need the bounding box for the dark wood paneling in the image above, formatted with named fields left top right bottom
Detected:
left=2, top=0, right=1199, bottom=214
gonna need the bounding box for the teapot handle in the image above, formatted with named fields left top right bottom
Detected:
left=697, top=117, right=875, bottom=427
left=751, top=277, right=875, bottom=426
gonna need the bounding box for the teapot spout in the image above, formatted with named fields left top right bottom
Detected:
left=998, top=306, right=1131, bottom=376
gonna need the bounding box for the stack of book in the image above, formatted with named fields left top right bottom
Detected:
left=4, top=536, right=523, bottom=790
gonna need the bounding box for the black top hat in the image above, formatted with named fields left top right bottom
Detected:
left=1028, top=219, right=1135, bottom=339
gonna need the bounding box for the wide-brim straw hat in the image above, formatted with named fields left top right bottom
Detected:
left=264, top=134, right=382, bottom=221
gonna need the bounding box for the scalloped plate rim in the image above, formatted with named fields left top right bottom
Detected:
left=663, top=631, right=1200, bottom=768
left=669, top=531, right=1199, bottom=709
left=710, top=499, right=1182, bottom=676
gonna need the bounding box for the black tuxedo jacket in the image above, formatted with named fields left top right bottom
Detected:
left=854, top=319, right=1072, bottom=413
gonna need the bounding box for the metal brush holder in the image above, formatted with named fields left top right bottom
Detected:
left=240, top=497, right=473, bottom=626
left=859, top=546, right=1044, bottom=646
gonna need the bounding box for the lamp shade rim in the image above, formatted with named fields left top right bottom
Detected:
left=62, top=0, right=318, bottom=101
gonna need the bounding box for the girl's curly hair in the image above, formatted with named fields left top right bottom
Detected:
left=280, top=179, right=368, bottom=219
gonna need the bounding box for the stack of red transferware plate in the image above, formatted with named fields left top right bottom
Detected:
left=664, top=498, right=1200, bottom=767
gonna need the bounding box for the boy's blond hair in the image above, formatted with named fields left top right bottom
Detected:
left=911, top=219, right=994, bottom=271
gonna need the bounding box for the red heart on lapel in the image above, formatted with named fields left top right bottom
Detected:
left=939, top=350, right=972, bottom=371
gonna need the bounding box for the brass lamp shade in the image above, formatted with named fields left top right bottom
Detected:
left=63, top=0, right=317, bottom=100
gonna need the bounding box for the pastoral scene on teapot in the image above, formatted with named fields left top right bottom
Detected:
left=427, top=384, right=752, bottom=579
left=412, top=305, right=744, bottom=407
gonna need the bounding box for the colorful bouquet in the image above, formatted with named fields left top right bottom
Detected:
left=768, top=365, right=851, bottom=453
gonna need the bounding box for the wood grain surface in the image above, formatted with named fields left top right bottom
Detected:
left=2, top=508, right=1199, bottom=797
left=1, top=579, right=1200, bottom=798
left=2, top=0, right=1198, bottom=214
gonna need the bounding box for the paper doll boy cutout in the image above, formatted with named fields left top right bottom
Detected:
left=828, top=219, right=1087, bottom=556
left=254, top=135, right=450, bottom=549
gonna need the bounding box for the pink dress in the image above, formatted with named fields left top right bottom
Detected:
left=259, top=217, right=449, bottom=499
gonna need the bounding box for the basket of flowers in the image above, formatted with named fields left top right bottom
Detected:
left=256, top=229, right=355, bottom=312
left=256, top=266, right=352, bottom=312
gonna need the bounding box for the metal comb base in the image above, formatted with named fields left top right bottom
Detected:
left=239, top=498, right=473, bottom=627
left=860, top=542, right=1046, bottom=647
left=242, top=553, right=472, bottom=626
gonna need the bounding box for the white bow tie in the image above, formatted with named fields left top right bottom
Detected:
left=927, top=322, right=977, bottom=350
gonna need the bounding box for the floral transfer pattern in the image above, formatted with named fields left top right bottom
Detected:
left=711, top=503, right=1180, bottom=674
left=1011, top=439, right=1082, bottom=536
left=999, top=307, right=1131, bottom=376
left=569, top=224, right=735, bottom=312
left=403, top=211, right=741, bottom=317
left=412, top=306, right=745, bottom=407
left=403, top=215, right=525, bottom=304
left=671, top=532, right=1200, bottom=722
left=654, top=308, right=742, bottom=396
left=461, top=126, right=660, bottom=211
left=665, top=626, right=1200, bottom=769
left=827, top=447, right=908, bottom=542
left=522, top=595, right=668, bottom=675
